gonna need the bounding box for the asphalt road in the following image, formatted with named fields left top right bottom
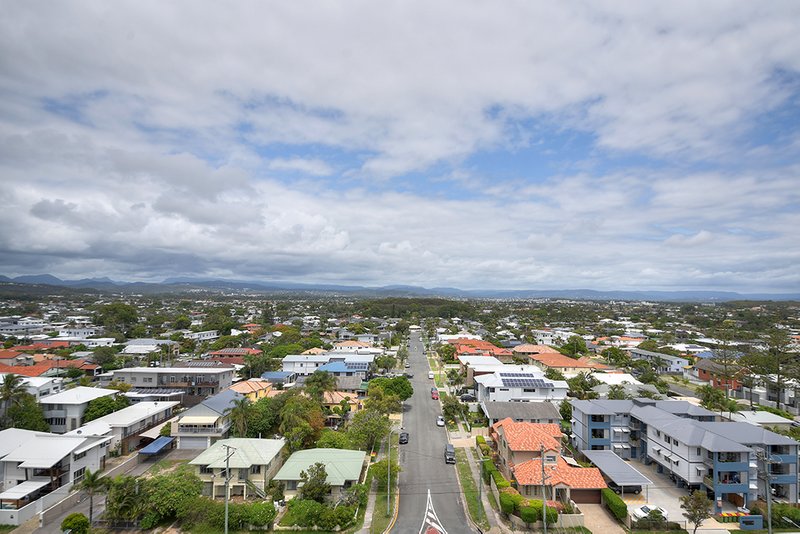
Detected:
left=393, top=331, right=474, bottom=534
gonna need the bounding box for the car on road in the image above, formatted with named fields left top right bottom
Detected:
left=428, top=371, right=435, bottom=379
left=436, top=415, right=445, bottom=427
left=460, top=393, right=477, bottom=402
left=632, top=505, right=668, bottom=521
left=444, top=444, right=456, bottom=464
left=399, top=431, right=409, bottom=444
left=404, top=372, right=414, bottom=378
left=431, top=388, right=439, bottom=400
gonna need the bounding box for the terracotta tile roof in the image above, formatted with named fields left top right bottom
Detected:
left=492, top=419, right=562, bottom=452
left=11, top=341, right=69, bottom=351
left=208, top=356, right=246, bottom=365
left=0, top=362, right=54, bottom=376
left=514, top=456, right=607, bottom=489
left=228, top=380, right=272, bottom=394
left=527, top=352, right=607, bottom=369
left=0, top=349, right=22, bottom=360
left=209, top=347, right=262, bottom=356
left=334, top=340, right=371, bottom=347
left=450, top=338, right=513, bottom=357
left=323, top=391, right=358, bottom=404
left=512, top=344, right=561, bottom=354
left=302, top=347, right=327, bottom=355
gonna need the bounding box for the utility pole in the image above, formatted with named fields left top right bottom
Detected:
left=757, top=449, right=778, bottom=534
left=541, top=445, right=549, bottom=534
left=387, top=429, right=393, bottom=515
left=222, top=443, right=237, bottom=534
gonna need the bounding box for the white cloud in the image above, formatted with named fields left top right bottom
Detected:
left=267, top=158, right=333, bottom=176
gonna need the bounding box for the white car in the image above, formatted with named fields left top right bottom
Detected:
left=632, top=505, right=668, bottom=521
left=436, top=415, right=445, bottom=427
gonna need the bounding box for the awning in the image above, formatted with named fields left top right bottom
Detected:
left=73, top=436, right=112, bottom=455
left=613, top=444, right=623, bottom=449
left=140, top=417, right=177, bottom=440
left=582, top=450, right=652, bottom=486
left=0, top=480, right=49, bottom=500
left=652, top=447, right=661, bottom=453
left=179, top=416, right=219, bottom=425
left=139, top=436, right=175, bottom=455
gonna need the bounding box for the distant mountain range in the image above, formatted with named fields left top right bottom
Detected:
left=0, top=274, right=798, bottom=302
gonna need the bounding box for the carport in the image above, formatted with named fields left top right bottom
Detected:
left=583, top=450, right=653, bottom=501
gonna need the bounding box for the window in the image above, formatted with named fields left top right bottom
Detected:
left=696, top=448, right=701, bottom=456
left=170, top=376, right=176, bottom=383
left=523, top=388, right=536, bottom=393
left=200, top=465, right=213, bottom=474
left=545, top=455, right=557, bottom=463
left=73, top=467, right=86, bottom=482
left=130, top=377, right=137, bottom=383
left=73, top=451, right=86, bottom=461
left=250, top=465, right=261, bottom=474
left=656, top=430, right=661, bottom=438
left=144, top=377, right=153, bottom=383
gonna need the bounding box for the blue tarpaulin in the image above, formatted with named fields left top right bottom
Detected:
left=139, top=436, right=175, bottom=455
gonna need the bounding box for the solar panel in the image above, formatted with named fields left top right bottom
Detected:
left=500, top=377, right=552, bottom=388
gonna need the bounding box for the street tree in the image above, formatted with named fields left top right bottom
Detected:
left=680, top=490, right=713, bottom=534
left=375, top=355, right=397, bottom=373
left=347, top=410, right=390, bottom=451
left=77, top=469, right=107, bottom=524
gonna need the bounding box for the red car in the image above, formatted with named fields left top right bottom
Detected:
left=431, top=388, right=439, bottom=400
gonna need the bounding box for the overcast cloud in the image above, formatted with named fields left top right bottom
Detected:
left=1, top=1, right=799, bottom=292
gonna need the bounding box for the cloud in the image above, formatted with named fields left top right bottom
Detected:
left=0, top=2, right=799, bottom=292
left=267, top=157, right=333, bottom=176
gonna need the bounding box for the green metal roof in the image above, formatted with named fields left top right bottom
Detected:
left=189, top=438, right=285, bottom=469
left=273, top=448, right=366, bottom=486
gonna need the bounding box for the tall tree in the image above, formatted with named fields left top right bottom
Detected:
left=606, top=384, right=630, bottom=400
left=77, top=469, right=107, bottom=525
left=224, top=397, right=252, bottom=437
left=710, top=326, right=740, bottom=398
left=304, top=371, right=337, bottom=401
left=762, top=329, right=794, bottom=411
left=347, top=410, right=390, bottom=451
left=299, top=462, right=330, bottom=503
left=5, top=393, right=49, bottom=431
left=0, top=373, right=28, bottom=420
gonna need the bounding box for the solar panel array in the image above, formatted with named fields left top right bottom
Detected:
left=345, top=362, right=370, bottom=371
left=498, top=373, right=551, bottom=388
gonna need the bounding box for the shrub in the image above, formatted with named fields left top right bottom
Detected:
left=499, top=491, right=516, bottom=515
left=61, top=512, right=90, bottom=534
left=602, top=488, right=628, bottom=521
left=476, top=435, right=487, bottom=447
left=520, top=505, right=540, bottom=524
left=528, top=500, right=558, bottom=524
left=491, top=468, right=510, bottom=489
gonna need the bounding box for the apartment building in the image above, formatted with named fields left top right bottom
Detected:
left=111, top=366, right=234, bottom=405
left=40, top=386, right=119, bottom=433
left=571, top=398, right=799, bottom=512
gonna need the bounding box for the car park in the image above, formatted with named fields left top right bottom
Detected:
left=399, top=431, right=409, bottom=444
left=444, top=444, right=456, bottom=464
left=607, top=480, right=642, bottom=494
left=436, top=415, right=445, bottom=427
left=632, top=505, right=668, bottom=521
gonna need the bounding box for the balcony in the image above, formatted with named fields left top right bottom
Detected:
left=177, top=426, right=225, bottom=435
left=771, top=454, right=797, bottom=464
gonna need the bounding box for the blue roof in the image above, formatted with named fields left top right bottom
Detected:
left=318, top=362, right=350, bottom=373
left=139, top=436, right=174, bottom=455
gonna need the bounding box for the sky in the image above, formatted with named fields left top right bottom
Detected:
left=1, top=1, right=799, bottom=293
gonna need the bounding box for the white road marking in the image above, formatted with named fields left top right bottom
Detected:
left=419, top=489, right=448, bottom=534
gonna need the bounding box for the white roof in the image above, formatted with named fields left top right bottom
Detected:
left=40, top=386, right=117, bottom=405
left=590, top=373, right=642, bottom=386
left=113, top=367, right=233, bottom=375
left=731, top=410, right=794, bottom=426
left=0, top=479, right=50, bottom=500
left=458, top=356, right=503, bottom=367
left=0, top=375, right=61, bottom=387
left=68, top=401, right=179, bottom=431
left=122, top=345, right=160, bottom=354
left=1, top=433, right=102, bottom=468
left=0, top=428, right=45, bottom=457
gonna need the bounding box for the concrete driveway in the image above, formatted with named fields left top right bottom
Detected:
left=622, top=460, right=691, bottom=528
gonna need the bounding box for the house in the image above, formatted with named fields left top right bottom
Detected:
left=316, top=361, right=371, bottom=380
left=630, top=348, right=689, bottom=374
left=525, top=352, right=608, bottom=374
left=66, top=401, right=179, bottom=454
left=273, top=448, right=366, bottom=501
left=110, top=366, right=235, bottom=405
left=490, top=419, right=563, bottom=478
left=331, top=340, right=373, bottom=352
left=185, top=330, right=220, bottom=342
left=570, top=398, right=800, bottom=512
left=281, top=354, right=375, bottom=376
left=693, top=358, right=744, bottom=392
left=190, top=438, right=286, bottom=499
left=481, top=401, right=561, bottom=426
left=0, top=374, right=63, bottom=400
left=208, top=347, right=262, bottom=358
left=729, top=410, right=795, bottom=430
left=40, top=386, right=119, bottom=433
left=513, top=456, right=607, bottom=503
left=512, top=344, right=562, bottom=356
left=448, top=338, right=514, bottom=362
left=0, top=428, right=110, bottom=525
left=321, top=391, right=363, bottom=426
left=228, top=379, right=273, bottom=401
left=260, top=371, right=298, bottom=388
left=474, top=370, right=568, bottom=404
left=531, top=329, right=578, bottom=346
left=171, top=389, right=244, bottom=449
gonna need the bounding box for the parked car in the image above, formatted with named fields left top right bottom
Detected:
left=632, top=505, right=668, bottom=521
left=607, top=480, right=642, bottom=494
left=436, top=415, right=445, bottom=427
left=428, top=371, right=435, bottom=379
left=460, top=393, right=477, bottom=402
left=444, top=444, right=456, bottom=464
left=404, top=372, right=414, bottom=378
left=399, top=431, right=409, bottom=444
left=431, top=388, right=439, bottom=400
left=404, top=361, right=410, bottom=368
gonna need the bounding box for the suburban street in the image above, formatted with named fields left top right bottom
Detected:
left=394, top=331, right=475, bottom=534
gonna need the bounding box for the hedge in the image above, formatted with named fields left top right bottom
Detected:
left=492, top=468, right=511, bottom=489
left=602, top=488, right=628, bottom=521
left=476, top=435, right=487, bottom=447
left=519, top=505, right=540, bottom=524
left=528, top=500, right=558, bottom=524
left=499, top=491, right=516, bottom=515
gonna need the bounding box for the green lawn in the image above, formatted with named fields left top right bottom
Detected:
left=0, top=526, right=15, bottom=534
left=146, top=458, right=185, bottom=474
left=370, top=433, right=399, bottom=534
left=454, top=448, right=489, bottom=531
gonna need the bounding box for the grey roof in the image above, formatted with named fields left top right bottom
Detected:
left=654, top=400, right=716, bottom=418
left=481, top=401, right=560, bottom=421
left=693, top=358, right=741, bottom=374
left=190, top=438, right=285, bottom=469
left=631, top=348, right=688, bottom=362
left=631, top=405, right=752, bottom=452
left=697, top=422, right=799, bottom=447
left=593, top=383, right=659, bottom=398
left=582, top=450, right=652, bottom=486
left=571, top=399, right=634, bottom=415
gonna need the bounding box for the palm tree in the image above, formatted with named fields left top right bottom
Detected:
left=0, top=373, right=28, bottom=420
left=224, top=397, right=252, bottom=437
left=305, top=371, right=337, bottom=400
left=77, top=469, right=107, bottom=525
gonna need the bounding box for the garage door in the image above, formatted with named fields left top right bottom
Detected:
left=179, top=436, right=208, bottom=449
left=570, top=489, right=601, bottom=503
